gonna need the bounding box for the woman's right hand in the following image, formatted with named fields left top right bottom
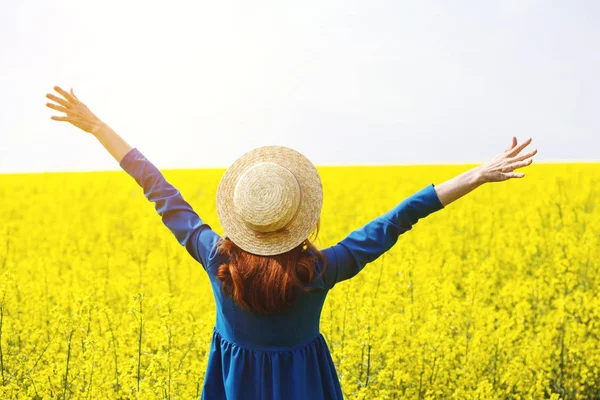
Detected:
left=476, top=137, right=537, bottom=183
left=46, top=86, right=105, bottom=135
left=47, top=85, right=133, bottom=163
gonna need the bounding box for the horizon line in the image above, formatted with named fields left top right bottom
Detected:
left=0, top=159, right=598, bottom=176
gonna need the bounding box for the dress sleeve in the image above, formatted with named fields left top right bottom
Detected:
left=320, top=183, right=444, bottom=290
left=120, top=148, right=222, bottom=270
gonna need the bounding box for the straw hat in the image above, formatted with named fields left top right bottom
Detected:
left=216, top=145, right=323, bottom=256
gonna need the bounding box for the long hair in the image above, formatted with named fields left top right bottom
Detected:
left=215, top=222, right=327, bottom=315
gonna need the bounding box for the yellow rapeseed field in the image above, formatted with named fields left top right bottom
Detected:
left=0, top=162, right=598, bottom=399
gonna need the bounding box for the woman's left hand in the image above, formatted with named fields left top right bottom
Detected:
left=476, top=137, right=537, bottom=183
left=46, top=86, right=104, bottom=135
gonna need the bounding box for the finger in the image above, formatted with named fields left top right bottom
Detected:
left=509, top=148, right=538, bottom=162
left=46, top=93, right=70, bottom=108
left=51, top=115, right=71, bottom=121
left=54, top=86, right=76, bottom=103
left=506, top=137, right=533, bottom=157
left=70, top=88, right=79, bottom=100
left=505, top=136, right=517, bottom=152
left=504, top=171, right=525, bottom=179
left=509, top=159, right=533, bottom=170
left=46, top=102, right=68, bottom=113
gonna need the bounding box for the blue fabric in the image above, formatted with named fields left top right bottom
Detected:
left=120, top=148, right=445, bottom=399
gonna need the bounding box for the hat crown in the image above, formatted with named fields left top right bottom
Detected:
left=233, top=162, right=301, bottom=233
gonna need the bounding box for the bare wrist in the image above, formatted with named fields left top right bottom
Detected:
left=91, top=120, right=110, bottom=138
left=471, top=166, right=487, bottom=186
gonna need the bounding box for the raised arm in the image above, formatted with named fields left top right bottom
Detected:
left=321, top=137, right=537, bottom=290
left=117, top=148, right=222, bottom=268
left=45, top=85, right=221, bottom=269
left=321, top=183, right=444, bottom=289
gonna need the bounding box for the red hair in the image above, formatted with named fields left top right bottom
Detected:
left=216, top=223, right=327, bottom=315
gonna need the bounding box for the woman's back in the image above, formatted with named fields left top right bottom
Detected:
left=199, top=232, right=341, bottom=399
left=206, top=238, right=328, bottom=350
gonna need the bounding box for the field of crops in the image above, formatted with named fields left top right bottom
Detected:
left=0, top=162, right=598, bottom=399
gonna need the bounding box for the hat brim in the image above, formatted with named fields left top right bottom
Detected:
left=216, top=146, right=323, bottom=256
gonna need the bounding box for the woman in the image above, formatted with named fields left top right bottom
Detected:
left=45, top=86, right=536, bottom=399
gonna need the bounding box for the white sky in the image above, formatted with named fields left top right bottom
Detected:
left=1, top=1, right=598, bottom=173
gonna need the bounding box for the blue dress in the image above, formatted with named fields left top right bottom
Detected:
left=120, top=148, right=445, bottom=399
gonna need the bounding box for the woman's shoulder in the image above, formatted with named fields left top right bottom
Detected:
left=201, top=233, right=229, bottom=271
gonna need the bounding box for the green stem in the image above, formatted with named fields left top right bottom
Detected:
left=104, top=311, right=120, bottom=393
left=87, top=354, right=95, bottom=400
left=63, top=329, right=75, bottom=399
left=167, top=326, right=172, bottom=400
left=0, top=300, right=4, bottom=386
left=136, top=295, right=144, bottom=393
left=365, top=323, right=372, bottom=387
left=418, top=344, right=425, bottom=400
